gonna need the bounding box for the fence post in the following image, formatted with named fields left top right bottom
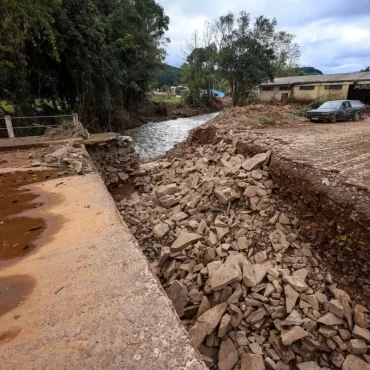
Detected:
left=72, top=113, right=78, bottom=126
left=5, top=116, right=15, bottom=138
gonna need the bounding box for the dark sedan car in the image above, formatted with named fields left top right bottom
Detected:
left=306, top=100, right=366, bottom=123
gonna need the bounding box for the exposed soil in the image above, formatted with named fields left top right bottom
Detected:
left=0, top=275, right=36, bottom=316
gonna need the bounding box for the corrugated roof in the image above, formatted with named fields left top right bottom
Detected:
left=263, top=72, right=370, bottom=86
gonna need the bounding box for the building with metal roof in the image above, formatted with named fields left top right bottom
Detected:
left=259, top=72, right=370, bottom=103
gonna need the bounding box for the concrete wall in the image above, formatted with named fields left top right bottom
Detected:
left=292, top=82, right=350, bottom=101
left=260, top=79, right=370, bottom=102
left=259, top=87, right=292, bottom=102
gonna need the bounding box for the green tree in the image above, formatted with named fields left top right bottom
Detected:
left=0, top=0, right=169, bottom=130
left=0, top=0, right=59, bottom=114
left=155, top=64, right=181, bottom=88
left=216, top=12, right=277, bottom=106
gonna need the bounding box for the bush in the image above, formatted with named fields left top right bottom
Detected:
left=291, top=97, right=331, bottom=117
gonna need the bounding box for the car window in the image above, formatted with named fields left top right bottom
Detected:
left=343, top=101, right=350, bottom=109
left=319, top=101, right=341, bottom=109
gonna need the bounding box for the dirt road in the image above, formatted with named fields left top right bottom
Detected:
left=251, top=118, right=370, bottom=190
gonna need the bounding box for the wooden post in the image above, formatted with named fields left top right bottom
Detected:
left=72, top=113, right=78, bottom=126
left=5, top=116, right=14, bottom=138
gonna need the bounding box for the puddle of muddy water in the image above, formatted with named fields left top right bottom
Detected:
left=0, top=170, right=64, bottom=261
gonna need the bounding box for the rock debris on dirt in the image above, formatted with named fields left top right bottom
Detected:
left=118, top=137, right=370, bottom=370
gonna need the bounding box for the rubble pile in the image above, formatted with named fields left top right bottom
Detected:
left=118, top=140, right=370, bottom=370
left=86, top=135, right=139, bottom=187
left=42, top=143, right=93, bottom=174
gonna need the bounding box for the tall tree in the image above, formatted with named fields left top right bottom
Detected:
left=182, top=12, right=299, bottom=106
left=0, top=0, right=169, bottom=130
left=216, top=12, right=276, bottom=106
left=0, top=0, right=59, bottom=114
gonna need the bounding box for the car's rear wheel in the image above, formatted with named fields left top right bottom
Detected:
left=330, top=115, right=337, bottom=124
left=353, top=113, right=360, bottom=121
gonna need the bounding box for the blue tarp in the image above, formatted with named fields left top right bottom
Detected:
left=212, top=89, right=225, bottom=98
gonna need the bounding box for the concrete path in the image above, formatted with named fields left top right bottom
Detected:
left=0, top=172, right=206, bottom=370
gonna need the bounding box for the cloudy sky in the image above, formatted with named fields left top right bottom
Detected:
left=156, top=0, right=370, bottom=74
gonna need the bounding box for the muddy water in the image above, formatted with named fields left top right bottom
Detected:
left=0, top=170, right=63, bottom=261
left=125, top=112, right=219, bottom=162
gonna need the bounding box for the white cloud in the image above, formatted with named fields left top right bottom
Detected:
left=157, top=0, right=370, bottom=72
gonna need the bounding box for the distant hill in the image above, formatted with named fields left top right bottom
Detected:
left=297, top=67, right=323, bottom=75
left=155, top=64, right=181, bottom=88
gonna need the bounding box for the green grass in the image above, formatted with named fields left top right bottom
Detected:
left=151, top=95, right=183, bottom=104
left=252, top=115, right=275, bottom=124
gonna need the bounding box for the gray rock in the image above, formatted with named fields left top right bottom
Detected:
left=243, top=260, right=257, bottom=287
left=237, top=236, right=248, bottom=250
left=211, top=259, right=242, bottom=291
left=167, top=281, right=188, bottom=317
left=329, top=350, right=344, bottom=368
left=249, top=342, right=263, bottom=355
left=317, top=312, right=345, bottom=326
left=296, top=362, right=321, bottom=370
left=269, top=230, right=290, bottom=252
left=254, top=251, right=267, bottom=264
left=218, top=338, right=239, bottom=370
left=282, top=275, right=309, bottom=293
left=342, top=355, right=370, bottom=370
left=218, top=313, right=231, bottom=338
left=246, top=308, right=266, bottom=324
left=153, top=223, right=170, bottom=239
left=327, top=299, right=344, bottom=318
left=158, top=246, right=171, bottom=266
left=348, top=339, right=368, bottom=355
left=197, top=296, right=210, bottom=318
left=242, top=152, right=270, bottom=171
left=214, top=186, right=241, bottom=205
left=281, top=326, right=308, bottom=346
left=353, top=324, right=370, bottom=342
left=188, top=302, right=228, bottom=348
left=159, top=194, right=179, bottom=207
left=272, top=337, right=295, bottom=364
left=236, top=331, right=248, bottom=346
left=284, top=284, right=299, bottom=314
left=241, top=354, right=265, bottom=370
left=244, top=186, right=259, bottom=198
left=155, top=183, right=179, bottom=198
left=170, top=232, right=203, bottom=252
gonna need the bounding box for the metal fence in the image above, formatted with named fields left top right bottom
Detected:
left=0, top=113, right=78, bottom=138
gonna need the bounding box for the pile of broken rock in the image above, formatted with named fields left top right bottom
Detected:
left=119, top=140, right=370, bottom=370
left=42, top=143, right=93, bottom=174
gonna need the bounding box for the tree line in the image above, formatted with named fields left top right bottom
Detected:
left=0, top=0, right=169, bottom=130
left=181, top=12, right=301, bottom=106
